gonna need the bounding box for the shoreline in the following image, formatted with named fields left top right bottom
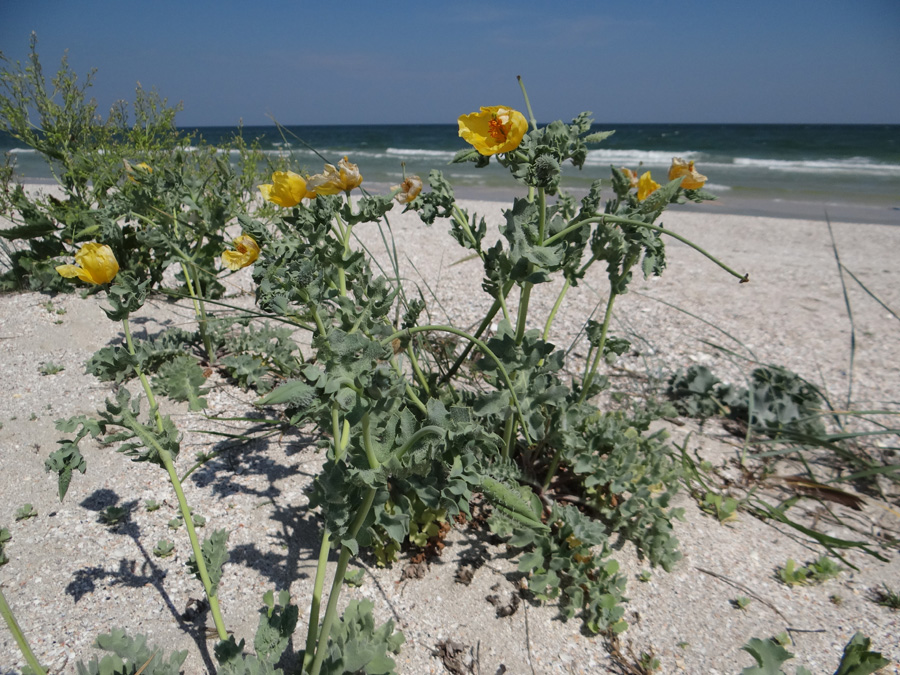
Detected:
left=13, top=176, right=900, bottom=227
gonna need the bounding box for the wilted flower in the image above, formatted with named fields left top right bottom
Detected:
left=668, top=157, right=708, bottom=190
left=620, top=167, right=639, bottom=189
left=392, top=175, right=423, bottom=204
left=305, top=157, right=363, bottom=196
left=458, top=106, right=528, bottom=156
left=222, top=234, right=260, bottom=271
left=637, top=171, right=660, bottom=201
left=55, top=242, right=119, bottom=285
left=259, top=171, right=309, bottom=207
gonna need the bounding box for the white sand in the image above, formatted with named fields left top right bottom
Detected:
left=1, top=196, right=898, bottom=674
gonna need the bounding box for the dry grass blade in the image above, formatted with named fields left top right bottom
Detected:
left=773, top=475, right=866, bottom=511
left=134, top=651, right=156, bottom=675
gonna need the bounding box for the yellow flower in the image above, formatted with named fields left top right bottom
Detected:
left=637, top=171, right=660, bottom=201
left=222, top=234, right=260, bottom=271
left=259, top=171, right=309, bottom=207
left=126, top=161, right=153, bottom=184
left=305, top=156, right=363, bottom=196
left=55, top=242, right=119, bottom=285
left=668, top=157, right=708, bottom=190
left=457, top=106, right=528, bottom=156
left=391, top=175, right=423, bottom=204
left=620, top=167, right=639, bottom=189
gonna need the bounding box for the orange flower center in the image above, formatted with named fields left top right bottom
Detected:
left=488, top=117, right=508, bottom=142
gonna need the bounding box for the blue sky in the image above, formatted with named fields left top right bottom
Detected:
left=2, top=0, right=898, bottom=126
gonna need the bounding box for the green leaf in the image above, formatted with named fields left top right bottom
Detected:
left=187, top=529, right=229, bottom=595
left=76, top=629, right=188, bottom=675
left=153, top=355, right=209, bottom=410
left=833, top=632, right=890, bottom=675
left=253, top=589, right=298, bottom=665
left=583, top=130, right=615, bottom=144
left=740, top=637, right=794, bottom=675
left=255, top=379, right=315, bottom=407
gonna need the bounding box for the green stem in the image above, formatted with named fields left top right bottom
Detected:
left=543, top=278, right=571, bottom=343
left=179, top=261, right=215, bottom=365
left=302, top=529, right=332, bottom=673
left=394, top=426, right=446, bottom=461
left=123, top=318, right=164, bottom=434
left=517, top=76, right=539, bottom=130
left=439, top=281, right=514, bottom=385
left=546, top=215, right=748, bottom=282
left=122, top=317, right=227, bottom=640
left=577, top=290, right=619, bottom=405
left=159, top=447, right=229, bottom=640
left=389, top=357, right=429, bottom=415
left=514, top=188, right=545, bottom=346
left=383, top=325, right=533, bottom=446
left=308, top=487, right=378, bottom=675
left=0, top=587, right=46, bottom=675
left=514, top=282, right=533, bottom=346
left=361, top=412, right=380, bottom=470
left=406, top=344, right=432, bottom=397
left=502, top=415, right=516, bottom=460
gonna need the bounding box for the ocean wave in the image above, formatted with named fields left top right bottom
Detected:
left=7, top=148, right=37, bottom=154
left=583, top=149, right=699, bottom=166
left=733, top=156, right=900, bottom=175
left=386, top=147, right=457, bottom=159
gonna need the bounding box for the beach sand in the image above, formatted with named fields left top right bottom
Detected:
left=1, top=193, right=898, bottom=674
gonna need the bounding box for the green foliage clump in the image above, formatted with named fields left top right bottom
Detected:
left=778, top=556, right=843, bottom=587
left=668, top=364, right=826, bottom=438
left=740, top=632, right=888, bottom=675
left=74, top=630, right=187, bottom=675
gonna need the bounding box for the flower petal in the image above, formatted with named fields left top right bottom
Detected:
left=637, top=171, right=660, bottom=201
left=668, top=157, right=707, bottom=190
left=458, top=106, right=528, bottom=156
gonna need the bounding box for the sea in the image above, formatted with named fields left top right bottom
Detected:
left=3, top=123, right=899, bottom=224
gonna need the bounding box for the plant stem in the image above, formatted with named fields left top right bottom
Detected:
left=517, top=76, right=538, bottom=131
left=307, top=486, right=377, bottom=675
left=0, top=587, right=46, bottom=675
left=123, top=318, right=164, bottom=433
left=179, top=260, right=215, bottom=365
left=546, top=214, right=749, bottom=282
left=514, top=281, right=533, bottom=345
left=383, top=325, right=533, bottom=446
left=159, top=447, right=229, bottom=641
left=122, top=317, right=228, bottom=640
left=302, top=529, right=331, bottom=673
left=577, top=290, right=618, bottom=405
left=543, top=278, right=570, bottom=343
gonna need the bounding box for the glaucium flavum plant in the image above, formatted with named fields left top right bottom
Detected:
left=19, top=81, right=754, bottom=675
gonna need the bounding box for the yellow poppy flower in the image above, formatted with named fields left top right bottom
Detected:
left=668, top=157, right=708, bottom=190
left=637, top=171, right=660, bottom=201
left=126, top=161, right=153, bottom=184
left=620, top=167, right=639, bottom=189
left=305, top=157, right=363, bottom=196
left=259, top=171, right=309, bottom=207
left=55, top=242, right=119, bottom=285
left=391, top=175, right=423, bottom=204
left=457, top=106, right=528, bottom=156
left=222, top=234, right=260, bottom=271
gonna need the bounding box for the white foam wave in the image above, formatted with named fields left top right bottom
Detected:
left=583, top=149, right=699, bottom=166
left=8, top=148, right=37, bottom=154
left=386, top=147, right=457, bottom=159
left=734, top=156, right=900, bottom=175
